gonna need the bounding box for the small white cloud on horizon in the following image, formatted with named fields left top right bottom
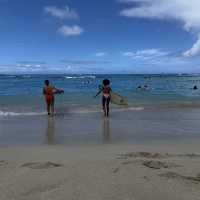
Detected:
left=123, top=49, right=169, bottom=60
left=122, top=48, right=188, bottom=67
left=119, top=0, right=200, bottom=58
left=16, top=61, right=46, bottom=69
left=95, top=52, right=108, bottom=57
left=58, top=25, right=83, bottom=37
left=60, top=59, right=111, bottom=65
left=44, top=5, right=79, bottom=20
left=16, top=64, right=42, bottom=68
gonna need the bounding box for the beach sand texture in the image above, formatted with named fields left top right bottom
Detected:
left=0, top=144, right=200, bottom=200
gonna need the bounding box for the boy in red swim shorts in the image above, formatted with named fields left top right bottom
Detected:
left=43, top=80, right=64, bottom=115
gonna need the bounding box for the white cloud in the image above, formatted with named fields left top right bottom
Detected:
left=44, top=5, right=79, bottom=20
left=60, top=59, right=111, bottom=65
left=95, top=52, right=107, bottom=57
left=123, top=49, right=169, bottom=60
left=16, top=61, right=46, bottom=69
left=119, top=0, right=200, bottom=57
left=122, top=48, right=188, bottom=67
left=16, top=64, right=42, bottom=68
left=58, top=25, right=83, bottom=37
left=182, top=36, right=200, bottom=57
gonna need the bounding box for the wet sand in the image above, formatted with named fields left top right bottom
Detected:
left=1, top=107, right=200, bottom=199
left=1, top=107, right=200, bottom=145
left=0, top=143, right=200, bottom=200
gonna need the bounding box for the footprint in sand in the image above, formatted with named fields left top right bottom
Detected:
left=142, top=160, right=182, bottom=170
left=113, top=167, right=120, bottom=173
left=121, top=160, right=139, bottom=165
left=120, top=159, right=181, bottom=170
left=0, top=160, right=8, bottom=166
left=159, top=171, right=200, bottom=184
left=117, top=152, right=200, bottom=160
left=21, top=161, right=62, bottom=169
left=117, top=152, right=169, bottom=160
left=177, top=153, right=200, bottom=159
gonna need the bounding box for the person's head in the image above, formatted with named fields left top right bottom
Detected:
left=45, top=80, right=50, bottom=86
left=103, top=79, right=110, bottom=86
left=193, top=85, right=198, bottom=90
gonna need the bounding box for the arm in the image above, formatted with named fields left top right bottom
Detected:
left=94, top=88, right=103, bottom=98
left=53, top=87, right=64, bottom=94
left=94, top=84, right=104, bottom=98
left=94, top=88, right=102, bottom=98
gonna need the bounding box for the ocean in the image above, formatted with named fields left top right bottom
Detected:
left=1, top=74, right=200, bottom=145
left=1, top=74, right=200, bottom=115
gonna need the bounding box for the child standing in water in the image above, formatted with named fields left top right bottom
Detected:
left=95, top=79, right=112, bottom=117
left=43, top=80, right=64, bottom=115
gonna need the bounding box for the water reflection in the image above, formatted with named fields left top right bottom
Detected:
left=102, top=118, right=111, bottom=143
left=45, top=115, right=112, bottom=145
left=46, top=116, right=56, bottom=144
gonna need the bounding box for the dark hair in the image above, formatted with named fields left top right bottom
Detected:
left=103, top=79, right=110, bottom=86
left=193, top=85, right=198, bottom=90
left=45, top=80, right=49, bottom=86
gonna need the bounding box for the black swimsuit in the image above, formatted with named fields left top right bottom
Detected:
left=102, top=86, right=111, bottom=115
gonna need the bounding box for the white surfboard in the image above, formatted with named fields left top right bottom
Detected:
left=110, top=91, right=128, bottom=106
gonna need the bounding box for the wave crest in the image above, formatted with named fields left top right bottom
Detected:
left=0, top=111, right=46, bottom=117
left=65, top=75, right=96, bottom=79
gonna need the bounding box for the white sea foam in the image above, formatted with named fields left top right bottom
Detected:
left=125, top=107, right=144, bottom=111
left=112, top=107, right=144, bottom=112
left=69, top=108, right=99, bottom=114
left=0, top=106, right=143, bottom=117
left=0, top=110, right=46, bottom=117
left=65, top=76, right=74, bottom=79
left=67, top=106, right=144, bottom=114
left=65, top=75, right=96, bottom=79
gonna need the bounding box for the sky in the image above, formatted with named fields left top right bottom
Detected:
left=0, top=0, right=200, bottom=74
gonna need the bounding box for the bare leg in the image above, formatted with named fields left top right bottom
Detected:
left=102, top=97, right=106, bottom=116
left=51, top=101, right=55, bottom=116
left=106, top=97, right=110, bottom=117
left=47, top=103, right=51, bottom=115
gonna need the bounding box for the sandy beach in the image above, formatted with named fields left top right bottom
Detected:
left=1, top=75, right=200, bottom=199
left=1, top=0, right=200, bottom=198
left=0, top=143, right=200, bottom=200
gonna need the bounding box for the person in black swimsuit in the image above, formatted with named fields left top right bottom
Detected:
left=94, top=79, right=112, bottom=117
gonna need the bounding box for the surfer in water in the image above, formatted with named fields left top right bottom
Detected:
left=193, top=85, right=198, bottom=90
left=43, top=80, right=64, bottom=116
left=94, top=79, right=112, bottom=117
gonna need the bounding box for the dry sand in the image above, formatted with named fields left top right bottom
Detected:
left=0, top=143, right=200, bottom=200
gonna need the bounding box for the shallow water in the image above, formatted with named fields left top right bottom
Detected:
left=1, top=74, right=200, bottom=145
left=1, top=74, right=200, bottom=116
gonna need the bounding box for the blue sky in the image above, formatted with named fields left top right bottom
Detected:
left=0, top=0, right=200, bottom=74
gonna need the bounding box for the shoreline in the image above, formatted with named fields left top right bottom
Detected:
left=1, top=106, right=200, bottom=146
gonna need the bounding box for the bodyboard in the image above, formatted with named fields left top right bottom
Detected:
left=110, top=91, right=128, bottom=106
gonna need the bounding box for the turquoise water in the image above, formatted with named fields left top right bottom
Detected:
left=1, top=74, right=200, bottom=145
left=1, top=74, right=200, bottom=115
